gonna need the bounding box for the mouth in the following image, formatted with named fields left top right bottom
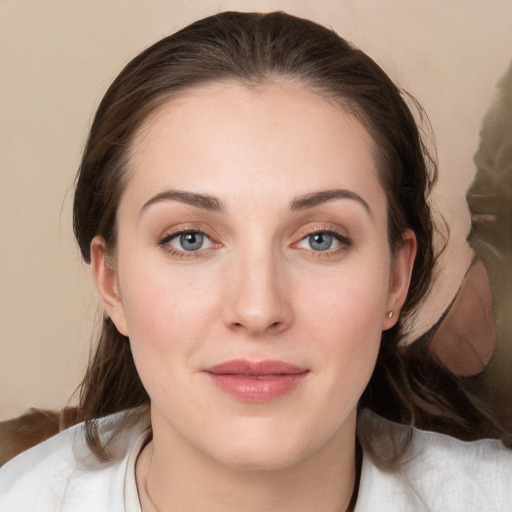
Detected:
left=203, top=359, right=309, bottom=402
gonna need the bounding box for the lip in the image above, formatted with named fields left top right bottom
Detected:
left=204, top=359, right=309, bottom=402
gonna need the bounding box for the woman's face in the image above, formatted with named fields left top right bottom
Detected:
left=92, top=82, right=415, bottom=470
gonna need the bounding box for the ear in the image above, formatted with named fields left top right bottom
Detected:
left=382, top=229, right=417, bottom=330
left=90, top=235, right=129, bottom=336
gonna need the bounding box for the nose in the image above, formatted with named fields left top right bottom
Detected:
left=222, top=248, right=293, bottom=336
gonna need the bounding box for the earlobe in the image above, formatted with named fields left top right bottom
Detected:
left=382, top=230, right=417, bottom=330
left=90, top=236, right=129, bottom=336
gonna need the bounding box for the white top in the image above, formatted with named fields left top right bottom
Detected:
left=1, top=409, right=511, bottom=511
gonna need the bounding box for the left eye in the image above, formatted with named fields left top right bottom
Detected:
left=297, top=232, right=340, bottom=251
left=168, top=232, right=213, bottom=252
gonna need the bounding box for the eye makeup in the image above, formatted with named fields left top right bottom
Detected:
left=291, top=224, right=353, bottom=260
left=156, top=224, right=221, bottom=259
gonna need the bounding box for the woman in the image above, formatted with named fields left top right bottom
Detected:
left=1, top=11, right=510, bottom=511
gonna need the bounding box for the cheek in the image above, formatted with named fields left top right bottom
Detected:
left=118, top=266, right=221, bottom=403
left=311, top=298, right=383, bottom=384
left=116, top=252, right=222, bottom=361
left=120, top=246, right=211, bottom=315
left=295, top=260, right=389, bottom=381
left=297, top=259, right=390, bottom=335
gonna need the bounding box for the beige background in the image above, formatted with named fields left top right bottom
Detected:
left=1, top=0, right=511, bottom=420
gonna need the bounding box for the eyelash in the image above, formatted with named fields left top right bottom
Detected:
left=157, top=227, right=352, bottom=259
left=158, top=228, right=217, bottom=259
left=293, top=228, right=352, bottom=257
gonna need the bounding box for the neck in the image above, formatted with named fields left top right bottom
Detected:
left=136, top=413, right=359, bottom=512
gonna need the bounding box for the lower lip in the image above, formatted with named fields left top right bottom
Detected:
left=206, top=373, right=308, bottom=402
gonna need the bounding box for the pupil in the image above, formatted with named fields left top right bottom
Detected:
left=180, top=232, right=203, bottom=251
left=310, top=233, right=332, bottom=251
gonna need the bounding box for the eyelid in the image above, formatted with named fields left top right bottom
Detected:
left=160, top=227, right=212, bottom=243
left=291, top=224, right=352, bottom=253
left=296, top=232, right=341, bottom=251
left=294, top=223, right=351, bottom=242
left=157, top=224, right=221, bottom=257
left=168, top=231, right=214, bottom=251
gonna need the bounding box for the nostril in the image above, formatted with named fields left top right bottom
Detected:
left=229, top=320, right=283, bottom=334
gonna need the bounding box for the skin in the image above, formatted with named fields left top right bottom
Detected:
left=91, top=82, right=416, bottom=512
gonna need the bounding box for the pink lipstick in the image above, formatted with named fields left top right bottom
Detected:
left=204, top=359, right=309, bottom=402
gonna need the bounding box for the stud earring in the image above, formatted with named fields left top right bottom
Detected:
left=386, top=311, right=394, bottom=319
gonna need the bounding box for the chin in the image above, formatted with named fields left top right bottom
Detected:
left=214, top=444, right=309, bottom=472
left=204, top=420, right=327, bottom=472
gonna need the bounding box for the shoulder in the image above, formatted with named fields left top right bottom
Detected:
left=0, top=409, right=148, bottom=512
left=405, top=423, right=512, bottom=510
left=356, top=410, right=512, bottom=511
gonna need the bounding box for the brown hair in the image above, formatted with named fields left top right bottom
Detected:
left=72, top=11, right=504, bottom=462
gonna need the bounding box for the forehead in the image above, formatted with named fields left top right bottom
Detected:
left=124, top=81, right=384, bottom=213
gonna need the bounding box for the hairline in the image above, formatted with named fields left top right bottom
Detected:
left=105, top=76, right=395, bottom=259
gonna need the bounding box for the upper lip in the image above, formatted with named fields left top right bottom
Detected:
left=204, top=359, right=308, bottom=376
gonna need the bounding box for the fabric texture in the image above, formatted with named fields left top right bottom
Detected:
left=0, top=409, right=511, bottom=511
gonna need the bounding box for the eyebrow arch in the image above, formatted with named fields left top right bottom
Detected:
left=141, top=190, right=225, bottom=214
left=289, top=189, right=372, bottom=217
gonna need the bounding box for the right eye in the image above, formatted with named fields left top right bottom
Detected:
left=163, top=231, right=214, bottom=253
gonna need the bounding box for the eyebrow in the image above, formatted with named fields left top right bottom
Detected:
left=140, top=187, right=371, bottom=217
left=289, top=189, right=372, bottom=217
left=141, top=190, right=225, bottom=214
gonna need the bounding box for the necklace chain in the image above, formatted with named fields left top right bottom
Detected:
left=141, top=442, right=161, bottom=512
left=139, top=440, right=361, bottom=512
left=144, top=475, right=161, bottom=512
